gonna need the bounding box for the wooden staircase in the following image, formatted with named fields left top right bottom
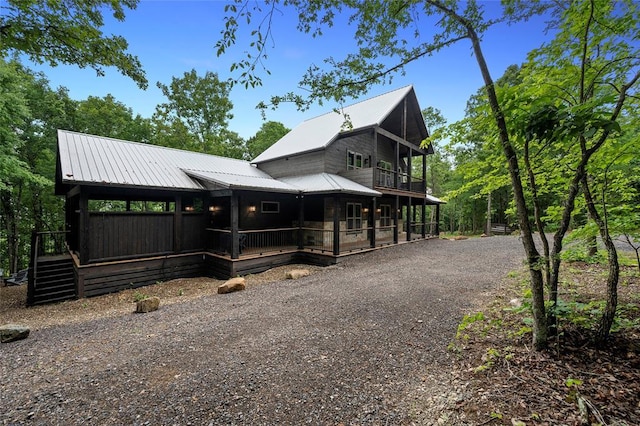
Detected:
left=28, top=254, right=76, bottom=306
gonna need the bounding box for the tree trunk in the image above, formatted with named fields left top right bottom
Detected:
left=581, top=174, right=619, bottom=345
left=463, top=22, right=547, bottom=349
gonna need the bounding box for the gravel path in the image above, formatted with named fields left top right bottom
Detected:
left=1, top=236, right=524, bottom=425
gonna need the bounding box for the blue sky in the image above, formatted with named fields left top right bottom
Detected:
left=28, top=1, right=554, bottom=139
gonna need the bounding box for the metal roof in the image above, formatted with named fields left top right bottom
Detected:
left=57, top=130, right=293, bottom=192
left=252, top=85, right=417, bottom=164
left=279, top=173, right=382, bottom=196
left=426, top=194, right=445, bottom=204
left=183, top=169, right=298, bottom=193
left=57, top=130, right=381, bottom=197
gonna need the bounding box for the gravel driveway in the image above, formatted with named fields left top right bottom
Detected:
left=1, top=236, right=524, bottom=425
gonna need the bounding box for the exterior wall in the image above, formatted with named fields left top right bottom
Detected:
left=257, top=151, right=326, bottom=178
left=325, top=131, right=374, bottom=174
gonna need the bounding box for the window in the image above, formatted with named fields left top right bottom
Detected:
left=378, top=160, right=393, bottom=187
left=380, top=204, right=392, bottom=227
left=346, top=202, right=362, bottom=232
left=261, top=201, right=280, bottom=213
left=347, top=150, right=363, bottom=170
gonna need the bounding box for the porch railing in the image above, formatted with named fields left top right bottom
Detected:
left=374, top=225, right=396, bottom=247
left=35, top=230, right=69, bottom=257
left=207, top=223, right=431, bottom=258
left=240, top=227, right=298, bottom=255
left=301, top=228, right=334, bottom=253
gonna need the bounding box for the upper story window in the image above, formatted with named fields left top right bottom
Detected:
left=347, top=150, right=363, bottom=170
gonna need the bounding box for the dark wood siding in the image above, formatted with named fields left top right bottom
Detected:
left=325, top=132, right=374, bottom=174
left=88, top=212, right=173, bottom=262
left=376, top=134, right=396, bottom=165
left=181, top=213, right=206, bottom=251
left=257, top=151, right=326, bottom=178
left=79, top=253, right=204, bottom=297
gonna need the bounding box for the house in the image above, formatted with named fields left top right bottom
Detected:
left=28, top=85, right=443, bottom=305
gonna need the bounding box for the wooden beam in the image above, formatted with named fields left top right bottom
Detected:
left=66, top=185, right=81, bottom=198
left=370, top=197, right=376, bottom=248
left=78, top=193, right=89, bottom=265
left=393, top=195, right=399, bottom=244
left=333, top=196, right=340, bottom=256
left=174, top=196, right=182, bottom=253
left=230, top=193, right=239, bottom=259
left=377, top=128, right=428, bottom=155
left=297, top=195, right=304, bottom=249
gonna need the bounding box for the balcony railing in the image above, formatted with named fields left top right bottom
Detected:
left=375, top=168, right=425, bottom=193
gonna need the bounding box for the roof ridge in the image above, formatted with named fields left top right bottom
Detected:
left=300, top=85, right=414, bottom=123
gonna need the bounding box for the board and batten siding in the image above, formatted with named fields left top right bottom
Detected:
left=257, top=151, right=326, bottom=178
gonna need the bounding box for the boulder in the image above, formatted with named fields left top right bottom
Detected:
left=0, top=324, right=30, bottom=343
left=136, top=296, right=160, bottom=313
left=218, top=277, right=246, bottom=294
left=286, top=269, right=310, bottom=280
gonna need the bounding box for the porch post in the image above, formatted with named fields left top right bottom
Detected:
left=422, top=199, right=427, bottom=238
left=435, top=204, right=441, bottom=235
left=230, top=193, right=239, bottom=259
left=333, top=195, right=340, bottom=256
left=297, top=195, right=304, bottom=250
left=370, top=197, right=376, bottom=248
left=174, top=196, right=182, bottom=253
left=406, top=198, right=412, bottom=242
left=394, top=141, right=399, bottom=189
left=78, top=193, right=89, bottom=264
left=393, top=195, right=399, bottom=244
left=407, top=148, right=412, bottom=192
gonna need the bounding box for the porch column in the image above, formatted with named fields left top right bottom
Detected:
left=407, top=148, right=412, bottom=192
left=78, top=193, right=89, bottom=265
left=393, top=195, right=399, bottom=244
left=394, top=142, right=400, bottom=190
left=297, top=195, right=304, bottom=250
left=230, top=193, right=239, bottom=259
left=435, top=204, right=441, bottom=235
left=422, top=200, right=427, bottom=238
left=406, top=198, right=412, bottom=242
left=370, top=197, right=376, bottom=248
left=333, top=195, right=340, bottom=256
left=174, top=196, right=182, bottom=253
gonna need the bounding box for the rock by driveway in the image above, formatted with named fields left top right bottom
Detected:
left=0, top=236, right=524, bottom=425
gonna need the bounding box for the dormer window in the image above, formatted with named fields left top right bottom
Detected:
left=347, top=150, right=363, bottom=170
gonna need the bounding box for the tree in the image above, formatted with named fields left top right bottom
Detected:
left=154, top=69, right=235, bottom=154
left=217, top=0, right=640, bottom=349
left=75, top=94, right=151, bottom=142
left=0, top=60, right=66, bottom=274
left=246, top=121, right=289, bottom=160
left=0, top=0, right=147, bottom=88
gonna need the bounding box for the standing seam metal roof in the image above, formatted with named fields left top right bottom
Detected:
left=57, top=130, right=380, bottom=196
left=251, top=85, right=416, bottom=164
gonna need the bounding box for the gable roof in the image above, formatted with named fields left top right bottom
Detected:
left=56, top=130, right=296, bottom=193
left=252, top=85, right=427, bottom=164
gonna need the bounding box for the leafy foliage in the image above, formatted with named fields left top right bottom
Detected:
left=0, top=0, right=147, bottom=88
